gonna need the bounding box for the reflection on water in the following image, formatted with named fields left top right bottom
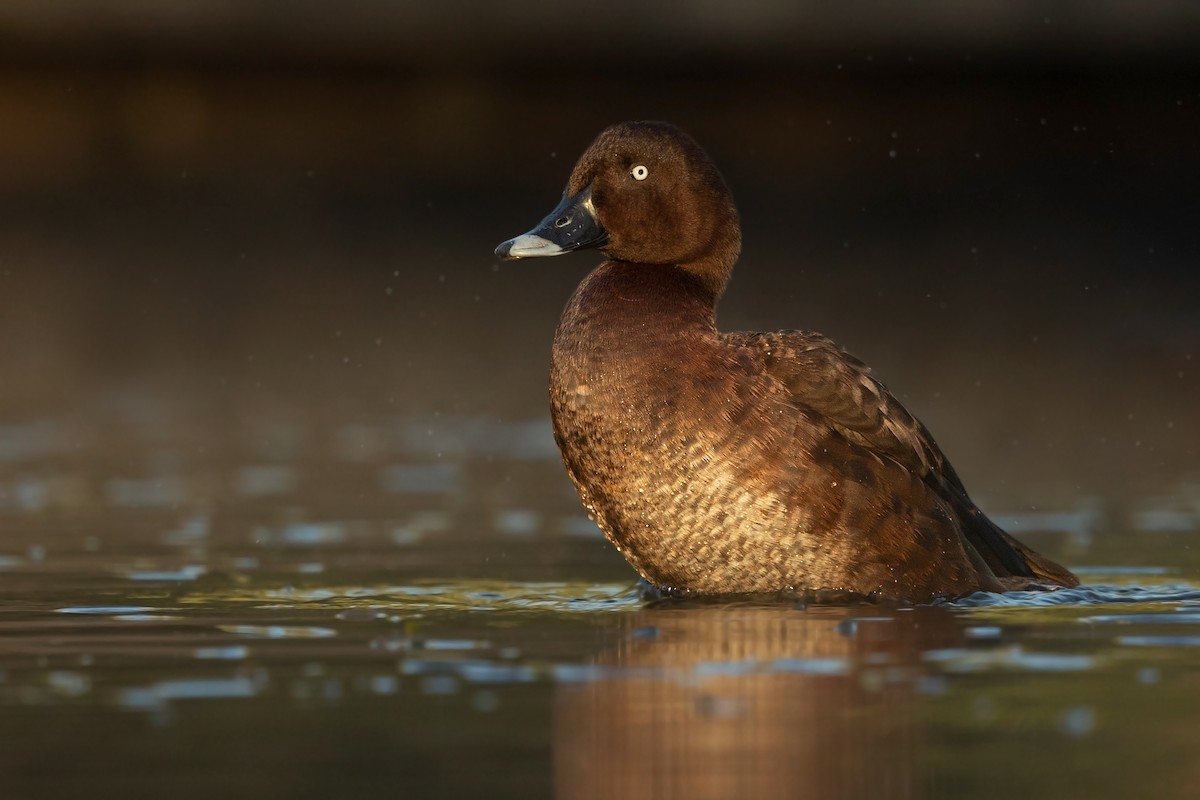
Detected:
left=554, top=605, right=952, bottom=800
left=550, top=582, right=1200, bottom=800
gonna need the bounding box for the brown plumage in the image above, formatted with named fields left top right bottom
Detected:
left=495, top=121, right=1078, bottom=603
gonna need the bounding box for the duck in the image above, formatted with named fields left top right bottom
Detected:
left=495, top=121, right=1078, bottom=603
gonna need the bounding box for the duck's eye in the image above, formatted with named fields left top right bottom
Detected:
left=630, top=164, right=649, bottom=181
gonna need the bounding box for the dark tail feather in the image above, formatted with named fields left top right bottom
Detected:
left=949, top=492, right=1079, bottom=589
left=997, top=528, right=1080, bottom=588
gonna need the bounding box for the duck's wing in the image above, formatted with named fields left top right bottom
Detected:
left=726, top=330, right=1078, bottom=587
left=727, top=330, right=961, bottom=487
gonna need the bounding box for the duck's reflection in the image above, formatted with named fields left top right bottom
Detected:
left=554, top=604, right=964, bottom=799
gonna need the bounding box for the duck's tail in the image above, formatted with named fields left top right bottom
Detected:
left=995, top=526, right=1080, bottom=588
left=951, top=494, right=1080, bottom=589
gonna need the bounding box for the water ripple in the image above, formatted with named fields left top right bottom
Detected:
left=947, top=583, right=1200, bottom=608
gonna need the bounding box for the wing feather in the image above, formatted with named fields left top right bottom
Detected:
left=723, top=329, right=1077, bottom=586
left=725, top=330, right=961, bottom=487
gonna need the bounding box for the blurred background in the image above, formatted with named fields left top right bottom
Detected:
left=0, top=1, right=1197, bottom=563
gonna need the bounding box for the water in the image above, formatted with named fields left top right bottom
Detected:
left=3, top=572, right=1200, bottom=800
left=1, top=402, right=1199, bottom=800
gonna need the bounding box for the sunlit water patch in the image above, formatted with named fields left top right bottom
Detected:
left=56, top=605, right=163, bottom=615
left=181, top=580, right=642, bottom=614
left=219, top=624, right=339, bottom=639
left=923, top=645, right=1099, bottom=673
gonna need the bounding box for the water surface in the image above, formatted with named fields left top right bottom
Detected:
left=3, top=404, right=1199, bottom=799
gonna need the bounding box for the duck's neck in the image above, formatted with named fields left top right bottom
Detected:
left=554, top=261, right=719, bottom=355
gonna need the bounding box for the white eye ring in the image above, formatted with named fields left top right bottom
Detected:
left=630, top=164, right=649, bottom=181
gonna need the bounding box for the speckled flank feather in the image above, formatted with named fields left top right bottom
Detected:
left=515, top=121, right=1077, bottom=602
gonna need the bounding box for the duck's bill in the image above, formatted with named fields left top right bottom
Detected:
left=495, top=185, right=608, bottom=260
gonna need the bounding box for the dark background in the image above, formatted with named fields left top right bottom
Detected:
left=0, top=1, right=1196, bottom=517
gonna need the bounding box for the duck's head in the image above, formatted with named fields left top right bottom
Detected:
left=495, top=121, right=742, bottom=297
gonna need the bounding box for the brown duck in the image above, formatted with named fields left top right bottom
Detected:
left=495, top=121, right=1078, bottom=603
